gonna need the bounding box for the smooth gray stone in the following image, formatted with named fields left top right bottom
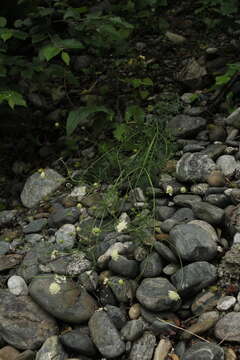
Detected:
left=109, top=255, right=139, bottom=278
left=183, top=144, right=205, bottom=152
left=0, top=241, right=10, bottom=255
left=154, top=206, right=176, bottom=221
left=105, top=304, right=127, bottom=330
left=161, top=207, right=195, bottom=233
left=60, top=329, right=97, bottom=356
left=140, top=251, right=163, bottom=277
left=121, top=319, right=145, bottom=341
left=216, top=155, right=239, bottom=177
left=89, top=309, right=125, bottom=358
left=171, top=261, right=217, bottom=297
left=29, top=274, right=98, bottom=323
left=78, top=270, right=98, bottom=293
left=173, top=194, right=202, bottom=207
left=205, top=194, right=230, bottom=208
left=48, top=206, right=80, bottom=227
left=170, top=223, right=218, bottom=262
left=136, top=277, right=181, bottom=312
left=21, top=169, right=65, bottom=208
left=0, top=289, right=58, bottom=350
left=182, top=341, right=224, bottom=360
left=200, top=143, right=226, bottom=159
left=191, top=201, right=224, bottom=225
left=140, top=307, right=176, bottom=335
left=129, top=331, right=156, bottom=360
left=36, top=336, right=67, bottom=360
left=215, top=312, right=240, bottom=342
left=167, top=115, right=206, bottom=138
left=176, top=153, right=216, bottom=183
left=108, top=276, right=136, bottom=303
left=153, top=241, right=178, bottom=263
left=23, top=219, right=47, bottom=234
left=0, top=210, right=17, bottom=226
left=44, top=252, right=92, bottom=276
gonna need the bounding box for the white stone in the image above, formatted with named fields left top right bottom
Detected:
left=8, top=275, right=28, bottom=296
left=216, top=155, right=239, bottom=177
left=217, top=296, right=236, bottom=311
left=55, top=224, right=76, bottom=250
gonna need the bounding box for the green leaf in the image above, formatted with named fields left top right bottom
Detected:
left=64, top=7, right=88, bottom=19
left=0, top=90, right=26, bottom=109
left=55, top=38, right=84, bottom=49
left=125, top=105, right=145, bottom=123
left=66, top=106, right=114, bottom=136
left=113, top=123, right=128, bottom=142
left=39, top=45, right=62, bottom=61
left=0, top=30, right=13, bottom=42
left=0, top=17, right=7, bottom=27
left=141, top=77, right=153, bottom=86
left=0, top=65, right=7, bottom=77
left=61, top=51, right=70, bottom=65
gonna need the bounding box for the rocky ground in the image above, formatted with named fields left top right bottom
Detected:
left=2, top=102, right=240, bottom=359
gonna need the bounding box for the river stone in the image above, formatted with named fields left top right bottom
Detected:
left=36, top=336, right=67, bottom=360
left=216, top=155, right=239, bottom=177
left=153, top=241, right=178, bottom=264
left=200, top=143, right=226, bottom=159
left=154, top=206, right=176, bottom=221
left=129, top=331, right=156, bottom=360
left=173, top=194, right=202, bottom=207
left=161, top=207, right=194, bottom=233
left=22, top=219, right=48, bottom=234
left=48, top=206, right=80, bottom=228
left=182, top=341, right=224, bottom=360
left=45, top=252, right=92, bottom=276
left=205, top=193, right=230, bottom=208
left=60, top=328, right=97, bottom=356
left=169, top=223, right=217, bottom=262
left=140, top=307, right=176, bottom=335
left=7, top=275, right=28, bottom=296
left=188, top=220, right=218, bottom=243
left=55, top=223, right=76, bottom=250
left=88, top=309, right=125, bottom=358
left=136, top=277, right=181, bottom=312
left=121, top=319, right=145, bottom=341
left=167, top=115, right=206, bottom=138
left=0, top=210, right=17, bottom=226
left=105, top=304, right=127, bottom=330
left=29, top=274, right=98, bottom=323
left=21, top=169, right=65, bottom=208
left=176, top=153, right=216, bottom=183
left=0, top=289, right=58, bottom=350
left=215, top=312, right=240, bottom=342
left=140, top=251, right=163, bottom=277
left=109, top=255, right=139, bottom=278
left=190, top=201, right=224, bottom=225
left=217, top=296, right=236, bottom=311
left=108, top=276, right=136, bottom=303
left=171, top=261, right=217, bottom=297
left=225, top=106, right=240, bottom=129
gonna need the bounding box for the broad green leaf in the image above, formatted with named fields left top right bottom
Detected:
left=0, top=17, right=7, bottom=27
left=1, top=30, right=13, bottom=42
left=125, top=105, right=145, bottom=123
left=66, top=106, right=114, bottom=136
left=61, top=51, right=70, bottom=65
left=0, top=90, right=26, bottom=109
left=39, top=45, right=61, bottom=61
left=141, top=77, right=153, bottom=86
left=64, top=7, right=88, bottom=19
left=55, top=38, right=84, bottom=49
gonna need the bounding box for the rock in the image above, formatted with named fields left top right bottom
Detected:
left=182, top=341, right=224, bottom=360
left=78, top=270, right=98, bottom=292
left=191, top=291, right=220, bottom=315
left=22, top=219, right=47, bottom=234
left=205, top=193, right=229, bottom=208
left=201, top=143, right=226, bottom=160
left=153, top=241, right=178, bottom=263
left=165, top=31, right=186, bottom=44
left=216, top=155, right=239, bottom=177
left=154, top=206, right=176, bottom=221
left=206, top=170, right=225, bottom=187
left=129, top=303, right=141, bottom=320
left=176, top=58, right=207, bottom=90
left=161, top=207, right=194, bottom=233
left=17, top=249, right=39, bottom=283
left=7, top=275, right=28, bottom=296
left=215, top=312, right=240, bottom=342
left=176, top=153, right=216, bottom=183
left=0, top=241, right=10, bottom=255
left=171, top=261, right=217, bottom=297
left=0, top=254, right=22, bottom=272
left=108, top=276, right=136, bottom=303
left=225, top=106, right=240, bottom=129
left=88, top=309, right=125, bottom=358
left=105, top=304, right=127, bottom=330
left=0, top=210, right=17, bottom=227
left=60, top=328, right=97, bottom=357
left=136, top=277, right=181, bottom=312
left=140, top=307, right=176, bottom=335
left=55, top=224, right=76, bottom=250
left=167, top=115, right=206, bottom=138
left=21, top=169, right=65, bottom=208
left=188, top=220, right=218, bottom=243
left=0, top=346, right=20, bottom=359
left=46, top=252, right=92, bottom=276
left=190, top=201, right=224, bottom=225
left=217, top=296, right=236, bottom=311
left=191, top=183, right=209, bottom=195
left=48, top=206, right=80, bottom=228
left=120, top=319, right=145, bottom=341
left=0, top=289, right=58, bottom=350
left=109, top=255, right=139, bottom=278
left=140, top=252, right=163, bottom=277
left=35, top=336, right=67, bottom=360
left=29, top=274, right=98, bottom=323
left=129, top=331, right=156, bottom=360
left=173, top=194, right=202, bottom=207
left=153, top=338, right=172, bottom=360
left=169, top=223, right=218, bottom=262
left=180, top=311, right=219, bottom=340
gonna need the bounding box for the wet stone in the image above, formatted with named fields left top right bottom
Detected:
left=169, top=223, right=218, bottom=262
left=205, top=193, right=230, bottom=208
left=36, top=336, right=67, bottom=360
left=215, top=312, right=240, bottom=342
left=136, top=277, right=181, bottom=312
left=121, top=319, right=145, bottom=341
left=191, top=290, right=221, bottom=314
left=153, top=241, right=178, bottom=264
left=108, top=255, right=139, bottom=279
left=176, top=153, right=216, bottom=183
left=88, top=309, right=125, bottom=358
left=182, top=341, right=224, bottom=360
left=171, top=261, right=217, bottom=297
left=140, top=307, right=177, bottom=336
left=105, top=304, right=127, bottom=330
left=108, top=276, right=136, bottom=303
left=173, top=194, right=202, bottom=207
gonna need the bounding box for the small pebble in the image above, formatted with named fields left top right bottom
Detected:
left=7, top=275, right=28, bottom=296
left=217, top=296, right=236, bottom=311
